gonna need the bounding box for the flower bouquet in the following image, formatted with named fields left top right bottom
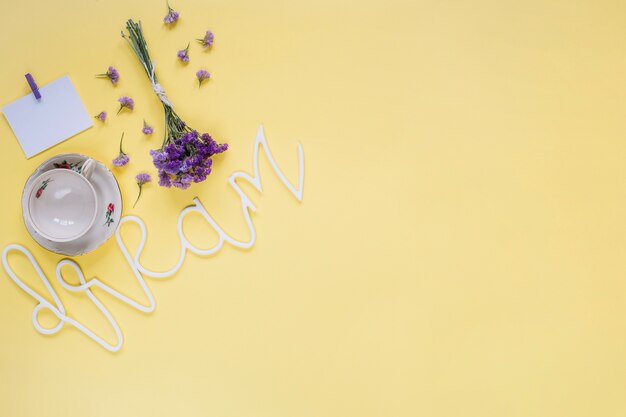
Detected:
left=121, top=19, right=227, bottom=189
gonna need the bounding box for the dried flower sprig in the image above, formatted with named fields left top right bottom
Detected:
left=196, top=69, right=211, bottom=87
left=177, top=43, right=190, bottom=63
left=196, top=30, right=214, bottom=49
left=112, top=133, right=130, bottom=167
left=142, top=120, right=154, bottom=135
left=117, top=96, right=134, bottom=114
left=95, top=111, right=107, bottom=122
left=163, top=2, right=179, bottom=25
left=121, top=19, right=227, bottom=189
left=133, top=173, right=152, bottom=207
left=96, top=66, right=119, bottom=85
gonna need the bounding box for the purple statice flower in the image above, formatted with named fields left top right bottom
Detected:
left=164, top=159, right=182, bottom=175
left=133, top=173, right=152, bottom=207
left=177, top=43, right=190, bottom=63
left=142, top=120, right=154, bottom=135
left=163, top=2, right=179, bottom=25
left=113, top=154, right=129, bottom=167
left=150, top=131, right=227, bottom=189
left=196, top=69, right=211, bottom=87
left=196, top=30, right=214, bottom=49
left=117, top=96, right=134, bottom=115
left=96, top=66, right=119, bottom=85
left=112, top=133, right=130, bottom=167
left=136, top=173, right=152, bottom=185
left=95, top=111, right=107, bottom=122
left=158, top=170, right=172, bottom=187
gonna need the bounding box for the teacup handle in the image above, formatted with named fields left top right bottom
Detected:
left=80, top=159, right=96, bottom=180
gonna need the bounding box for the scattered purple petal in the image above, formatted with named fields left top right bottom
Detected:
left=133, top=173, right=152, bottom=207
left=177, top=44, right=190, bottom=63
left=112, top=133, right=129, bottom=167
left=136, top=173, right=152, bottom=185
left=95, top=111, right=107, bottom=122
left=142, top=120, right=154, bottom=135
left=96, top=66, right=119, bottom=85
left=112, top=154, right=129, bottom=167
left=117, top=96, right=134, bottom=114
left=196, top=69, right=211, bottom=87
left=196, top=30, right=214, bottom=49
left=107, top=67, right=119, bottom=84
left=163, top=3, right=179, bottom=25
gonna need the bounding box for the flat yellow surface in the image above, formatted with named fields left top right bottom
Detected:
left=1, top=0, right=625, bottom=415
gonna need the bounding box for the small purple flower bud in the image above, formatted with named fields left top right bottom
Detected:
left=136, top=173, right=152, bottom=185
left=112, top=154, right=130, bottom=167
left=196, top=69, right=211, bottom=86
left=96, top=66, right=119, bottom=85
left=112, top=133, right=129, bottom=167
left=142, top=120, right=154, bottom=135
left=177, top=43, right=190, bottom=63
left=196, top=30, right=214, bottom=49
left=117, top=96, right=134, bottom=114
left=164, top=3, right=180, bottom=25
left=133, top=173, right=152, bottom=207
left=95, top=111, right=107, bottom=122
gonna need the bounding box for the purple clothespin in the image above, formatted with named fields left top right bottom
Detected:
left=25, top=73, right=42, bottom=101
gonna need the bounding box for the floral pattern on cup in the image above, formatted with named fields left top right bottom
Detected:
left=104, top=203, right=115, bottom=227
left=53, top=160, right=82, bottom=173
left=35, top=179, right=52, bottom=199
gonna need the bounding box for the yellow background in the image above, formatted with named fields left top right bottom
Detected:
left=0, top=0, right=625, bottom=415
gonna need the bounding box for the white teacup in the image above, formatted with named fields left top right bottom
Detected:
left=26, top=159, right=97, bottom=243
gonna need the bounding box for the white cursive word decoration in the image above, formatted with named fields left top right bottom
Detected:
left=1, top=126, right=305, bottom=352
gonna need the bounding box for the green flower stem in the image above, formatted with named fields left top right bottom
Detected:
left=133, top=184, right=143, bottom=208
left=119, top=132, right=126, bottom=154
left=123, top=19, right=195, bottom=148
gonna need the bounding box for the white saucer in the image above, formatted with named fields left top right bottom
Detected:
left=22, top=154, right=123, bottom=256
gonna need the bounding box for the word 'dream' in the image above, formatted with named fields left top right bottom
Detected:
left=2, top=126, right=305, bottom=352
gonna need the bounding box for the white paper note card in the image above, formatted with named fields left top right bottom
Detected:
left=1, top=75, right=93, bottom=158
